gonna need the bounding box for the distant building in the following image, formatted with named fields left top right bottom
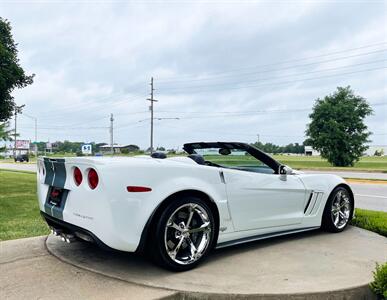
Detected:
left=99, top=144, right=139, bottom=154
left=364, top=145, right=387, bottom=156
left=304, top=146, right=320, bottom=156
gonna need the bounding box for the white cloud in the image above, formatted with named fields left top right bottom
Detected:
left=1, top=0, right=386, bottom=148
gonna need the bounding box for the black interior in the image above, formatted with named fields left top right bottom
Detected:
left=183, top=142, right=281, bottom=174
left=187, top=154, right=206, bottom=165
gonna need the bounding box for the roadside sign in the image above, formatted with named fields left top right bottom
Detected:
left=16, top=140, right=30, bottom=149
left=82, top=144, right=92, bottom=155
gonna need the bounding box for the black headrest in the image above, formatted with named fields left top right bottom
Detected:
left=188, top=154, right=205, bottom=165
left=151, top=152, right=167, bottom=159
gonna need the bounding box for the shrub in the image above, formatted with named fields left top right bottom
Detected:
left=75, top=151, right=84, bottom=157
left=370, top=262, right=387, bottom=299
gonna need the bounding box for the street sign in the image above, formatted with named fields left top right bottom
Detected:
left=81, top=144, right=92, bottom=155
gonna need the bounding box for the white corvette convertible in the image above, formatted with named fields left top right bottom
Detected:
left=37, top=142, right=354, bottom=271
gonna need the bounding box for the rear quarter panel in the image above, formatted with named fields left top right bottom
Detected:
left=38, top=157, right=229, bottom=252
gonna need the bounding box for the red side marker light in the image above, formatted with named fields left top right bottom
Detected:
left=127, top=186, right=152, bottom=192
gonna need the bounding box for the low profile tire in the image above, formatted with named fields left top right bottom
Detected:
left=321, top=186, right=353, bottom=233
left=151, top=196, right=216, bottom=271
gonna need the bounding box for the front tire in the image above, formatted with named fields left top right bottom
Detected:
left=151, top=196, right=216, bottom=271
left=322, top=186, right=353, bottom=233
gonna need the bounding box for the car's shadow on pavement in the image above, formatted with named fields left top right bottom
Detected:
left=210, top=228, right=321, bottom=259
left=47, top=227, right=325, bottom=274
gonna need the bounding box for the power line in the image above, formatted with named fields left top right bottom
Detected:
left=160, top=66, right=387, bottom=94
left=153, top=102, right=387, bottom=120
left=160, top=58, right=387, bottom=90
left=36, top=92, right=145, bottom=118
left=158, top=42, right=387, bottom=82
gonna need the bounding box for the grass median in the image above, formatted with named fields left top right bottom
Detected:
left=0, top=169, right=386, bottom=241
left=0, top=169, right=49, bottom=241
left=350, top=209, right=387, bottom=237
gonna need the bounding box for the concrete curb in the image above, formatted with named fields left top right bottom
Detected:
left=345, top=178, right=387, bottom=185
left=46, top=226, right=386, bottom=300
left=158, top=285, right=376, bottom=300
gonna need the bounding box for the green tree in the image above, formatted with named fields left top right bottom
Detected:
left=0, top=122, right=10, bottom=141
left=306, top=86, right=372, bottom=167
left=0, top=18, right=34, bottom=122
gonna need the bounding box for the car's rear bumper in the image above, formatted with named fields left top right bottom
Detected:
left=41, top=211, right=115, bottom=251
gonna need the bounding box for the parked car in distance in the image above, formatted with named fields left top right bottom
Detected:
left=15, top=154, right=29, bottom=162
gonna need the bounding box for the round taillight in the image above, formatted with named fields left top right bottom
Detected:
left=73, top=167, right=83, bottom=186
left=88, top=168, right=99, bottom=190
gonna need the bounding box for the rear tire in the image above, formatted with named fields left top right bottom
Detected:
left=150, top=196, right=216, bottom=271
left=321, top=186, right=353, bottom=233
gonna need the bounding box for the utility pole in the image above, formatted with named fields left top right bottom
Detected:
left=147, top=77, right=158, bottom=154
left=13, top=104, right=25, bottom=158
left=110, top=113, right=114, bottom=155
left=24, top=113, right=38, bottom=155
left=34, top=118, right=37, bottom=151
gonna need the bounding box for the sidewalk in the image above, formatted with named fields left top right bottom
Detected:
left=0, top=236, right=175, bottom=300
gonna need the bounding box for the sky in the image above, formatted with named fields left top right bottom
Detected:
left=1, top=0, right=387, bottom=150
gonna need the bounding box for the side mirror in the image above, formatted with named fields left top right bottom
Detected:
left=279, top=165, right=292, bottom=181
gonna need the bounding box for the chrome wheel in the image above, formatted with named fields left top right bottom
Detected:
left=164, top=203, right=212, bottom=265
left=331, top=189, right=351, bottom=229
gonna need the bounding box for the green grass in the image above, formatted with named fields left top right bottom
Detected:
left=0, top=169, right=49, bottom=241
left=273, top=155, right=387, bottom=172
left=203, top=154, right=387, bottom=172
left=350, top=209, right=387, bottom=237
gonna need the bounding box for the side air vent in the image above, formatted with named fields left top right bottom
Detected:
left=304, top=191, right=324, bottom=216
left=304, top=193, right=313, bottom=214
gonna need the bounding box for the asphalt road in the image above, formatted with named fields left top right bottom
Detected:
left=1, top=162, right=386, bottom=211
left=350, top=182, right=387, bottom=212
left=304, top=170, right=387, bottom=180
left=0, top=162, right=37, bottom=172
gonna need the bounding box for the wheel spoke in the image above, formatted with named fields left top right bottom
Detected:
left=339, top=199, right=349, bottom=209
left=168, top=221, right=184, bottom=232
left=334, top=212, right=340, bottom=225
left=186, top=205, right=196, bottom=228
left=168, top=236, right=185, bottom=259
left=188, top=221, right=211, bottom=234
left=187, top=237, right=198, bottom=259
left=339, top=211, right=347, bottom=222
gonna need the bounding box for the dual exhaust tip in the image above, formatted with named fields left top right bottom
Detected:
left=50, top=228, right=76, bottom=244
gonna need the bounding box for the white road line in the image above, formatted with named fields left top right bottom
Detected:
left=355, top=194, right=387, bottom=199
